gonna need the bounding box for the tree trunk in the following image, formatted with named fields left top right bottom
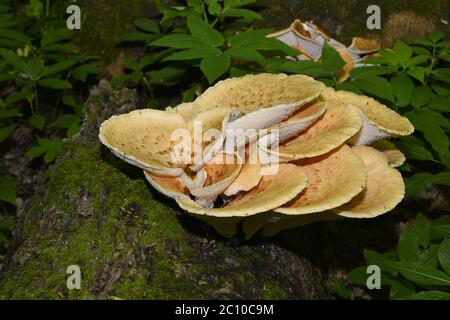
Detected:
left=0, top=81, right=329, bottom=299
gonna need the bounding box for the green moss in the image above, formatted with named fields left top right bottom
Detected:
left=0, top=134, right=327, bottom=299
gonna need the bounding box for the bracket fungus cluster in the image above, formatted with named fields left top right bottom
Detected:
left=268, top=19, right=380, bottom=82
left=99, top=73, right=413, bottom=238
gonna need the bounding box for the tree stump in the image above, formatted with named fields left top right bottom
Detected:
left=0, top=81, right=329, bottom=299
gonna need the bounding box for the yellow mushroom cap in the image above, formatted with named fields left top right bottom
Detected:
left=193, top=73, right=325, bottom=114
left=143, top=171, right=190, bottom=201
left=349, top=37, right=380, bottom=54
left=371, top=140, right=406, bottom=168
left=263, top=101, right=362, bottom=160
left=321, top=88, right=414, bottom=137
left=99, top=109, right=187, bottom=176
left=334, top=146, right=405, bottom=218
left=177, top=163, right=308, bottom=217
left=276, top=145, right=367, bottom=215
left=224, top=163, right=262, bottom=196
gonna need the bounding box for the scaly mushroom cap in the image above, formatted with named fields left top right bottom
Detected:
left=177, top=163, right=308, bottom=217
left=99, top=109, right=187, bottom=176
left=371, top=140, right=406, bottom=168
left=263, top=101, right=362, bottom=159
left=276, top=145, right=367, bottom=214
left=334, top=146, right=405, bottom=218
left=321, top=88, right=414, bottom=145
left=193, top=73, right=325, bottom=114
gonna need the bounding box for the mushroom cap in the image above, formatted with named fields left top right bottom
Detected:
left=334, top=146, right=405, bottom=218
left=99, top=109, right=187, bottom=176
left=371, top=140, right=406, bottom=168
left=193, top=73, right=325, bottom=114
left=276, top=145, right=367, bottom=214
left=264, top=100, right=327, bottom=144
left=224, top=163, right=262, bottom=196
left=321, top=88, right=414, bottom=137
left=143, top=171, right=190, bottom=201
left=262, top=101, right=362, bottom=160
left=177, top=163, right=308, bottom=217
left=348, top=37, right=380, bottom=54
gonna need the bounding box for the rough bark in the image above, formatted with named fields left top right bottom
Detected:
left=0, top=81, right=329, bottom=299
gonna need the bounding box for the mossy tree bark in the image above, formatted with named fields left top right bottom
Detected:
left=0, top=81, right=329, bottom=299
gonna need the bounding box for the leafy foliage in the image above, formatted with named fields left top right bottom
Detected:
left=0, top=1, right=98, bottom=245
left=344, top=214, right=450, bottom=300
left=115, top=0, right=311, bottom=106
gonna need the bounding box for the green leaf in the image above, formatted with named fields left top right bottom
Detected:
left=321, top=43, right=345, bottom=74
left=150, top=34, right=205, bottom=48
left=333, top=278, right=352, bottom=299
left=405, top=172, right=450, bottom=197
left=52, top=114, right=79, bottom=129
left=40, top=28, right=72, bottom=47
left=394, top=136, right=434, bottom=161
left=391, top=261, right=450, bottom=286
left=439, top=239, right=450, bottom=275
left=71, top=63, right=99, bottom=82
left=413, top=37, right=433, bottom=47
left=0, top=108, right=22, bottom=119
left=350, top=66, right=395, bottom=80
left=391, top=73, right=414, bottom=107
left=429, top=97, right=450, bottom=112
left=334, top=83, right=362, bottom=94
left=43, top=149, right=57, bottom=164
left=147, top=66, right=186, bottom=86
left=26, top=56, right=44, bottom=80
left=393, top=41, right=412, bottom=65
left=380, top=49, right=399, bottom=66
left=276, top=60, right=330, bottom=78
left=0, top=48, right=32, bottom=76
left=406, top=55, right=431, bottom=68
left=406, top=111, right=449, bottom=155
left=207, top=0, right=222, bottom=15
left=165, top=47, right=221, bottom=61
left=38, top=78, right=72, bottom=89
left=406, top=290, right=450, bottom=300
left=419, top=244, right=439, bottom=267
left=0, top=217, right=15, bottom=232
left=225, top=47, right=265, bottom=64
left=413, top=213, right=430, bottom=248
left=200, top=53, right=231, bottom=83
left=222, top=8, right=263, bottom=20
left=398, top=227, right=420, bottom=262
left=353, top=76, right=395, bottom=103
left=411, top=85, right=432, bottom=108
left=25, top=145, right=46, bottom=158
left=0, top=184, right=15, bottom=204
left=228, top=29, right=270, bottom=47
left=134, top=18, right=160, bottom=33
left=428, top=32, right=444, bottom=44
left=347, top=266, right=368, bottom=285
left=407, top=67, right=426, bottom=83
left=29, top=114, right=46, bottom=130
left=0, top=124, right=16, bottom=143
left=0, top=28, right=31, bottom=45
left=186, top=16, right=224, bottom=47
left=42, top=60, right=78, bottom=77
